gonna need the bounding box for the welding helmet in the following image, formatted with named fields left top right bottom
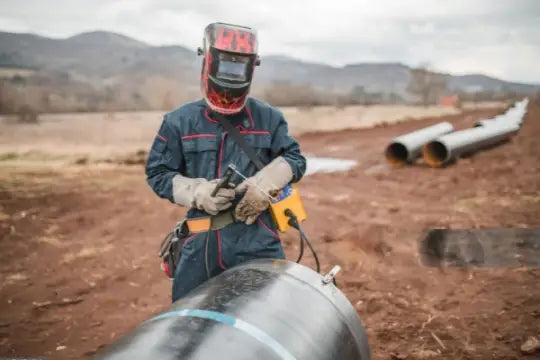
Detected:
left=199, top=23, right=260, bottom=115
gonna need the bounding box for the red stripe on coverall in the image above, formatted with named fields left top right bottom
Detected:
left=258, top=218, right=279, bottom=239
left=217, top=132, right=228, bottom=178
left=181, top=133, right=217, bottom=140
left=246, top=106, right=255, bottom=129
left=216, top=133, right=228, bottom=270
left=182, top=233, right=197, bottom=245
left=240, top=130, right=270, bottom=135
left=204, top=108, right=219, bottom=124
left=216, top=230, right=227, bottom=270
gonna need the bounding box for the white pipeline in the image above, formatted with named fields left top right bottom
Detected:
left=385, top=122, right=454, bottom=166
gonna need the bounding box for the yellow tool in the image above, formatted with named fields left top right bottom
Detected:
left=269, top=184, right=307, bottom=232
left=175, top=164, right=319, bottom=274
left=228, top=164, right=307, bottom=232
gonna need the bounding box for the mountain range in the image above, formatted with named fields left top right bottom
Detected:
left=0, top=30, right=538, bottom=112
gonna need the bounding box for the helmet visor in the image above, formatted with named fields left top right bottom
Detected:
left=216, top=52, right=250, bottom=82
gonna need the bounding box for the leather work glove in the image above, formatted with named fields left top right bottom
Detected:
left=172, top=175, right=235, bottom=215
left=234, top=156, right=293, bottom=224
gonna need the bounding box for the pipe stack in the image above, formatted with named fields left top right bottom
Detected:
left=385, top=98, right=528, bottom=168
left=385, top=122, right=454, bottom=166
left=422, top=123, right=519, bottom=167
left=474, top=98, right=529, bottom=128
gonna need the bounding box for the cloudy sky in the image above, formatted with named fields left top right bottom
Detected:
left=1, top=0, right=539, bottom=83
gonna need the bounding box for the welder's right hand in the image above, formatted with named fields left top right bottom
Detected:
left=172, top=176, right=235, bottom=215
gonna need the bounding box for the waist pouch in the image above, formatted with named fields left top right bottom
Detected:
left=158, top=219, right=189, bottom=279
left=157, top=209, right=237, bottom=279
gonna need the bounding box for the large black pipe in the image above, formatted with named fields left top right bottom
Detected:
left=92, top=260, right=371, bottom=360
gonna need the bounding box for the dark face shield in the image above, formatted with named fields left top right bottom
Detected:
left=216, top=53, right=250, bottom=82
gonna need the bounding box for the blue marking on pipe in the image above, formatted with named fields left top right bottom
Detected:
left=147, top=309, right=297, bottom=360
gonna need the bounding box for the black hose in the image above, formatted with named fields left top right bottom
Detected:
left=285, top=208, right=320, bottom=273
left=158, top=232, right=174, bottom=257
left=298, top=223, right=320, bottom=273
left=204, top=231, right=211, bottom=279
left=295, top=226, right=305, bottom=263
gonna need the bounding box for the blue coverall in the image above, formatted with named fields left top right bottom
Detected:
left=145, top=98, right=306, bottom=302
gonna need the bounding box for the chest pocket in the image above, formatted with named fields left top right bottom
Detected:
left=181, top=136, right=218, bottom=179
left=242, top=133, right=272, bottom=168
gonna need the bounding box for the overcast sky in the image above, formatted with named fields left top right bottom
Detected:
left=1, top=0, right=539, bottom=83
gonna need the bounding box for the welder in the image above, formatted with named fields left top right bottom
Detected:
left=145, top=22, right=306, bottom=302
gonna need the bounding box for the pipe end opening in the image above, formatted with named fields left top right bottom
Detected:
left=385, top=142, right=409, bottom=166
left=423, top=141, right=448, bottom=168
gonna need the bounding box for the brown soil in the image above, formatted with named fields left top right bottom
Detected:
left=1, top=106, right=539, bottom=360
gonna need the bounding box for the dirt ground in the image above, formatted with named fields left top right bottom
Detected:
left=0, top=104, right=539, bottom=360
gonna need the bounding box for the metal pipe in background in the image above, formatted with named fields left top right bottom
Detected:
left=473, top=119, right=497, bottom=128
left=474, top=98, right=529, bottom=128
left=385, top=122, right=454, bottom=166
left=422, top=122, right=520, bottom=167
left=92, top=260, right=371, bottom=360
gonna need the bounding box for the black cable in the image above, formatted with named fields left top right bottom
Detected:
left=204, top=231, right=211, bottom=279
left=158, top=232, right=174, bottom=257
left=295, top=226, right=305, bottom=263
left=285, top=208, right=320, bottom=273
left=298, top=223, right=320, bottom=273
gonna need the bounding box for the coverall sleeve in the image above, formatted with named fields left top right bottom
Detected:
left=145, top=114, right=184, bottom=203
left=270, top=111, right=307, bottom=183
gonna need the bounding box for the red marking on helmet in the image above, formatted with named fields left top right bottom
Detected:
left=215, top=28, right=234, bottom=51
left=215, top=28, right=254, bottom=53
left=207, top=87, right=245, bottom=110
left=235, top=31, right=254, bottom=53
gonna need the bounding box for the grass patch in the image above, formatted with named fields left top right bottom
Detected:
left=0, top=151, right=70, bottom=163
left=0, top=152, right=20, bottom=161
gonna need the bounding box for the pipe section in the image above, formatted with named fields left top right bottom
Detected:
left=475, top=98, right=529, bottom=128
left=385, top=122, right=454, bottom=165
left=423, top=123, right=519, bottom=167
left=92, top=260, right=371, bottom=360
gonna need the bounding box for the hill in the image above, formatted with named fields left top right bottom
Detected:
left=0, top=30, right=538, bottom=112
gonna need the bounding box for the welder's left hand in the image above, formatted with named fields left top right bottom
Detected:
left=234, top=156, right=293, bottom=225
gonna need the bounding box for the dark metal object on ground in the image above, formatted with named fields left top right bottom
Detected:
left=422, top=123, right=519, bottom=167
left=385, top=122, right=454, bottom=166
left=419, top=228, right=540, bottom=268
left=92, top=260, right=371, bottom=360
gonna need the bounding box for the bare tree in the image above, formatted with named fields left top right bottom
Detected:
left=407, top=68, right=448, bottom=106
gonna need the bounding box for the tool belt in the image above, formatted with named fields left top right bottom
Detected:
left=158, top=209, right=237, bottom=279
left=185, top=209, right=236, bottom=233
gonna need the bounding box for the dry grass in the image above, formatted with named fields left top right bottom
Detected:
left=0, top=105, right=468, bottom=160
left=281, top=104, right=462, bottom=134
